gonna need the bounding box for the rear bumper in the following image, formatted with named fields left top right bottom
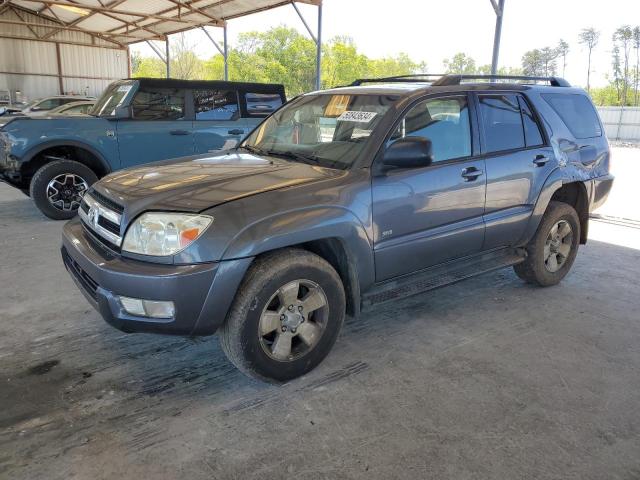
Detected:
left=61, top=218, right=252, bottom=336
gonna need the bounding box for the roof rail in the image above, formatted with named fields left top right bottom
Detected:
left=431, top=74, right=571, bottom=87
left=350, top=74, right=448, bottom=86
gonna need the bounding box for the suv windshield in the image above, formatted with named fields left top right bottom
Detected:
left=90, top=81, right=135, bottom=117
left=242, top=93, right=398, bottom=169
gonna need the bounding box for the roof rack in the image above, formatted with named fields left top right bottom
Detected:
left=350, top=74, right=448, bottom=86
left=431, top=74, right=571, bottom=87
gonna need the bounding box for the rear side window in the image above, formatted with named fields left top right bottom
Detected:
left=542, top=93, right=602, bottom=139
left=478, top=94, right=525, bottom=152
left=389, top=96, right=472, bottom=162
left=518, top=96, right=544, bottom=146
left=131, top=88, right=185, bottom=120
left=194, top=90, right=238, bottom=121
left=245, top=92, right=283, bottom=117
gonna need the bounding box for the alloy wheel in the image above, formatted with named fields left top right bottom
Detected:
left=258, top=279, right=329, bottom=362
left=46, top=173, right=88, bottom=212
left=544, top=220, right=573, bottom=273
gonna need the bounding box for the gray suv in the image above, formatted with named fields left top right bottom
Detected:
left=61, top=74, right=613, bottom=382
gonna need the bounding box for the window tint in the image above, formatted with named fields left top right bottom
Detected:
left=542, top=93, right=602, bottom=139
left=389, top=96, right=471, bottom=162
left=35, top=98, right=58, bottom=110
left=478, top=94, right=525, bottom=152
left=518, top=96, right=544, bottom=146
left=194, top=90, right=238, bottom=121
left=131, top=88, right=185, bottom=120
left=245, top=92, right=283, bottom=117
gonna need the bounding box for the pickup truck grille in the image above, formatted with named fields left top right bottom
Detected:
left=79, top=192, right=123, bottom=249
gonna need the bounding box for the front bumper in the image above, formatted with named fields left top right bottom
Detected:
left=61, top=218, right=252, bottom=336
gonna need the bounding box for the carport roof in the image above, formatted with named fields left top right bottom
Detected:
left=0, top=0, right=321, bottom=47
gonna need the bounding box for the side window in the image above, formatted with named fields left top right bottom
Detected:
left=194, top=90, right=238, bottom=121
left=518, top=96, right=544, bottom=147
left=35, top=98, right=58, bottom=110
left=542, top=93, right=602, bottom=139
left=389, top=96, right=472, bottom=162
left=131, top=88, right=185, bottom=121
left=478, top=94, right=525, bottom=153
left=245, top=93, right=283, bottom=117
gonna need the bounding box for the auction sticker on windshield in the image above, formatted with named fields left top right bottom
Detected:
left=337, top=111, right=377, bottom=123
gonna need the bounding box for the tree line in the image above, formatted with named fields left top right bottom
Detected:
left=132, top=25, right=640, bottom=106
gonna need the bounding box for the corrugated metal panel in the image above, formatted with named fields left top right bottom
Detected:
left=60, top=45, right=128, bottom=78
left=62, top=78, right=114, bottom=97
left=0, top=38, right=57, bottom=74
left=0, top=73, right=59, bottom=99
left=597, top=107, right=640, bottom=142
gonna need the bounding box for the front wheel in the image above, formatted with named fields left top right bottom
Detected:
left=29, top=160, right=97, bottom=220
left=219, top=249, right=346, bottom=382
left=514, top=201, right=580, bottom=286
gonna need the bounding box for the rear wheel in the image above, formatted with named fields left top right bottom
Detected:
left=219, top=249, right=346, bottom=382
left=29, top=160, right=97, bottom=220
left=514, top=201, right=580, bottom=286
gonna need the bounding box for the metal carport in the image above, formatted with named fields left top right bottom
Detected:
left=0, top=0, right=323, bottom=102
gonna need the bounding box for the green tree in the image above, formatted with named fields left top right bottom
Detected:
left=613, top=26, right=634, bottom=105
left=633, top=26, right=640, bottom=105
left=133, top=56, right=166, bottom=78
left=521, top=49, right=544, bottom=76
left=540, top=46, right=559, bottom=76
left=579, top=27, right=600, bottom=91
left=443, top=52, right=476, bottom=74
left=557, top=39, right=570, bottom=77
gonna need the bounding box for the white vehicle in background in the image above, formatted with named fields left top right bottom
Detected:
left=20, top=95, right=95, bottom=116
left=48, top=100, right=95, bottom=116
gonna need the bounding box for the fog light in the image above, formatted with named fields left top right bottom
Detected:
left=119, top=296, right=175, bottom=319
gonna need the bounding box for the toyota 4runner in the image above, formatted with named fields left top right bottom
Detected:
left=61, top=74, right=614, bottom=382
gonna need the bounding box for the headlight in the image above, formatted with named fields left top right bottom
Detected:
left=122, top=212, right=213, bottom=256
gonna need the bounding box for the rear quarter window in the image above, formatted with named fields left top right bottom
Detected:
left=542, top=93, right=602, bottom=139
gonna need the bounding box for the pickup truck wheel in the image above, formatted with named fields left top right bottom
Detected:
left=29, top=160, right=97, bottom=220
left=219, top=249, right=346, bottom=383
left=514, top=201, right=580, bottom=286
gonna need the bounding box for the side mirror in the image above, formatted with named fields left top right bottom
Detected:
left=383, top=136, right=434, bottom=169
left=113, top=105, right=131, bottom=119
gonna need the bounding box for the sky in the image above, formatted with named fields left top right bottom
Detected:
left=130, top=0, right=640, bottom=88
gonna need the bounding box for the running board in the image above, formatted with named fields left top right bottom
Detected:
left=362, top=248, right=526, bottom=308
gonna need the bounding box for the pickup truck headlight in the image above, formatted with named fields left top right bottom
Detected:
left=122, top=212, right=213, bottom=256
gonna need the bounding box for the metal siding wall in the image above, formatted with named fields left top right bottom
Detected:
left=62, top=78, right=115, bottom=97
left=0, top=38, right=57, bottom=74
left=60, top=44, right=128, bottom=79
left=0, top=73, right=60, bottom=99
left=597, top=107, right=640, bottom=142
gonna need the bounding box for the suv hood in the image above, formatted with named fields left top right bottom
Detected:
left=93, top=151, right=343, bottom=214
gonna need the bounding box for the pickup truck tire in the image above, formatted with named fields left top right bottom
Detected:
left=514, top=201, right=580, bottom=287
left=219, top=248, right=346, bottom=382
left=30, top=160, right=97, bottom=220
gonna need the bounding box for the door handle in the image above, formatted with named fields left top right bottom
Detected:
left=228, top=129, right=245, bottom=135
left=533, top=154, right=549, bottom=166
left=170, top=129, right=190, bottom=136
left=461, top=167, right=484, bottom=181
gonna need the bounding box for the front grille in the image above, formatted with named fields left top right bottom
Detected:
left=98, top=216, right=120, bottom=236
left=79, top=192, right=123, bottom=249
left=62, top=247, right=99, bottom=301
left=87, top=188, right=124, bottom=214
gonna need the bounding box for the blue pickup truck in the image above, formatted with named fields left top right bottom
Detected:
left=0, top=78, right=286, bottom=219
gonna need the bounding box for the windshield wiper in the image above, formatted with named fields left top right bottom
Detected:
left=263, top=150, right=321, bottom=165
left=239, top=144, right=265, bottom=155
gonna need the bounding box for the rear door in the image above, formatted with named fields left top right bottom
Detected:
left=476, top=92, right=555, bottom=249
left=372, top=94, right=487, bottom=281
left=192, top=88, right=246, bottom=153
left=116, top=86, right=193, bottom=168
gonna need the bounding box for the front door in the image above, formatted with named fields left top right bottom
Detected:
left=192, top=89, right=247, bottom=153
left=372, top=95, right=486, bottom=282
left=116, top=86, right=193, bottom=168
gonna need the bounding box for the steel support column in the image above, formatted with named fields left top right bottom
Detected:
left=292, top=1, right=322, bottom=90
left=223, top=24, right=228, bottom=81
left=316, top=3, right=322, bottom=90
left=165, top=36, right=170, bottom=78
left=490, top=0, right=505, bottom=75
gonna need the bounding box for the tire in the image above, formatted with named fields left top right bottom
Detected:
left=514, top=201, right=580, bottom=287
left=29, top=160, right=97, bottom=220
left=219, top=249, right=346, bottom=383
